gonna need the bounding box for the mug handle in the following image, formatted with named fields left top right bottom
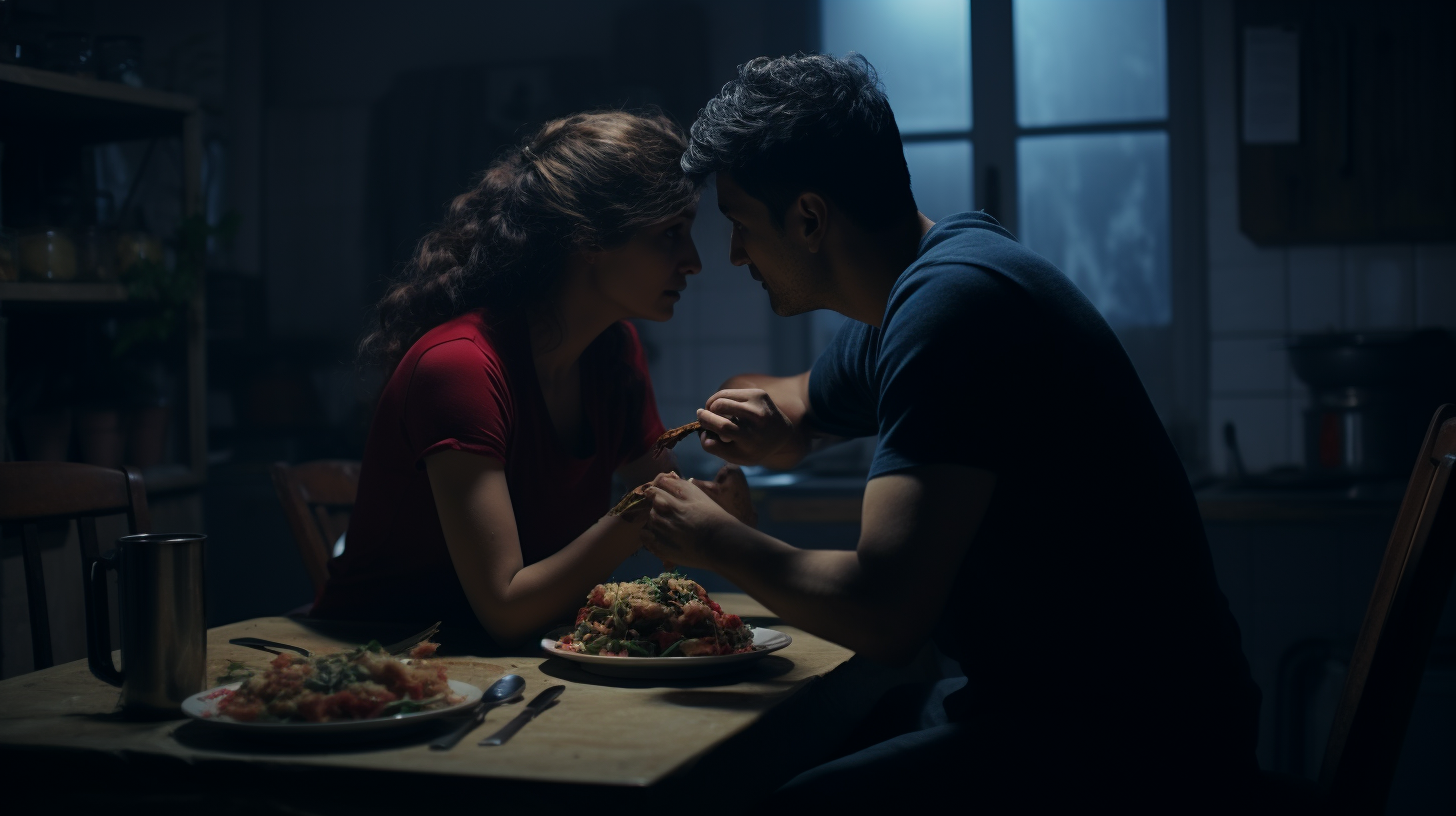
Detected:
left=87, top=553, right=124, bottom=688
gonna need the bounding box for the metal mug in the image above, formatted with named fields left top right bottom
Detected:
left=86, top=533, right=206, bottom=716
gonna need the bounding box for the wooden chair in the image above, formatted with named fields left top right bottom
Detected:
left=1305, top=404, right=1456, bottom=814
left=270, top=460, right=360, bottom=596
left=0, top=462, right=150, bottom=671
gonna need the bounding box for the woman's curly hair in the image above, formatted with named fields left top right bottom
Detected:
left=362, top=111, right=701, bottom=373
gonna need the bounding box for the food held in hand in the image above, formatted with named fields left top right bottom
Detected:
left=556, top=572, right=754, bottom=657
left=650, top=421, right=702, bottom=457
left=608, top=481, right=655, bottom=517
left=214, top=641, right=461, bottom=722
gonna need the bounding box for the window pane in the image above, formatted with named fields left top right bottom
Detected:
left=1013, top=0, right=1167, bottom=127
left=822, top=0, right=971, bottom=134
left=905, top=139, right=973, bottom=221
left=1017, top=131, right=1170, bottom=327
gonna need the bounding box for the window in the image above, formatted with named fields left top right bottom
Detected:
left=815, top=0, right=1205, bottom=464
left=818, top=0, right=975, bottom=349
left=1014, top=0, right=1170, bottom=328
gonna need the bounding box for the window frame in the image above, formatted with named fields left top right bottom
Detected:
left=972, top=0, right=1208, bottom=472
left=801, top=0, right=1209, bottom=472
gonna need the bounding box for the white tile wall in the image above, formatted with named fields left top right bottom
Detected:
left=1203, top=1, right=1452, bottom=474
left=1210, top=337, right=1289, bottom=394
left=1342, top=246, right=1416, bottom=331
left=1209, top=259, right=1287, bottom=334
left=1415, top=245, right=1456, bottom=330
left=1288, top=247, right=1342, bottom=333
left=636, top=178, right=780, bottom=477
left=1209, top=397, right=1292, bottom=474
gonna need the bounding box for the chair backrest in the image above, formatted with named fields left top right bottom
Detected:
left=270, top=460, right=360, bottom=596
left=1320, top=404, right=1456, bottom=813
left=0, top=462, right=151, bottom=671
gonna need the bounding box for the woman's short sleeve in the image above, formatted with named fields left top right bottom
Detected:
left=402, top=338, right=512, bottom=467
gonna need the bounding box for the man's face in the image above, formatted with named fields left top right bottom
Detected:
left=715, top=172, right=826, bottom=317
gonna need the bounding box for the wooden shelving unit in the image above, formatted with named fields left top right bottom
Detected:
left=0, top=282, right=130, bottom=302
left=0, top=65, right=207, bottom=494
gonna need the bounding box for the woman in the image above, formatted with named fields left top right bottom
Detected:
left=313, top=111, right=710, bottom=643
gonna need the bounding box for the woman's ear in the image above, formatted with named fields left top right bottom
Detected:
left=794, top=192, right=829, bottom=253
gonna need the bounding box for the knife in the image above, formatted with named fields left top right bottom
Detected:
left=428, top=674, right=524, bottom=751
left=478, top=685, right=564, bottom=746
left=228, top=637, right=310, bottom=657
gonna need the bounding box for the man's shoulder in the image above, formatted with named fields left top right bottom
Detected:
left=886, top=253, right=1031, bottom=332
left=917, top=211, right=1034, bottom=263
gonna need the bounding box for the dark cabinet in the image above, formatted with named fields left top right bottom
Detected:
left=1236, top=0, right=1456, bottom=244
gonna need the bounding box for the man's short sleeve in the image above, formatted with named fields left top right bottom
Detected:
left=808, top=318, right=879, bottom=439
left=870, top=265, right=1030, bottom=478
left=403, top=338, right=512, bottom=467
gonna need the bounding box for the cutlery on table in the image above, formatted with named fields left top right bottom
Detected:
left=227, top=637, right=310, bottom=657
left=428, top=674, right=525, bottom=751
left=382, top=620, right=443, bottom=655
left=227, top=620, right=443, bottom=659
left=478, top=685, right=564, bottom=747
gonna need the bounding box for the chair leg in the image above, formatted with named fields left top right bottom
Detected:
left=19, top=524, right=53, bottom=670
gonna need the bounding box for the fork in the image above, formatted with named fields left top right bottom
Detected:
left=228, top=620, right=442, bottom=659
left=382, top=621, right=442, bottom=655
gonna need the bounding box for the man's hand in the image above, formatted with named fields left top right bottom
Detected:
left=690, top=464, right=758, bottom=527
left=695, top=388, right=796, bottom=466
left=640, top=472, right=744, bottom=570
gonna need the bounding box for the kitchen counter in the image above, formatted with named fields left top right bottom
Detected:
left=745, top=470, right=1405, bottom=528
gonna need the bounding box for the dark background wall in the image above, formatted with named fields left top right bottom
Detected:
left=208, top=0, right=819, bottom=624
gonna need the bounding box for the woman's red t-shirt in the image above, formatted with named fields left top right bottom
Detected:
left=311, top=311, right=665, bottom=624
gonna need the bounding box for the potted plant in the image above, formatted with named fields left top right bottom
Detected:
left=108, top=211, right=237, bottom=468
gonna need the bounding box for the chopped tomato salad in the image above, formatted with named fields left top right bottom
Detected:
left=556, top=573, right=754, bottom=657
left=217, top=641, right=460, bottom=723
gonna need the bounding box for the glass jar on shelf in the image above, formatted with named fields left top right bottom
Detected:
left=78, top=226, right=120, bottom=281
left=0, top=230, right=18, bottom=282
left=18, top=229, right=79, bottom=281
left=115, top=231, right=165, bottom=276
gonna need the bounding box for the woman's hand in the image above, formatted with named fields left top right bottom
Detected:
left=640, top=472, right=743, bottom=570
left=694, top=388, right=795, bottom=466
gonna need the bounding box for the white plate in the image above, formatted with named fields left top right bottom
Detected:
left=181, top=679, right=483, bottom=734
left=540, top=628, right=792, bottom=678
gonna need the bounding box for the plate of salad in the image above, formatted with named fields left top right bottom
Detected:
left=183, top=640, right=482, bottom=734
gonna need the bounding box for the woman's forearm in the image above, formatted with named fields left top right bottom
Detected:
left=470, top=516, right=644, bottom=644
left=429, top=452, right=649, bottom=645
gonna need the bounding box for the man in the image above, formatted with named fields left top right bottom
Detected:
left=640, top=54, right=1260, bottom=809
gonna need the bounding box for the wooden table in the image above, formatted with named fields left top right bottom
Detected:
left=0, top=594, right=912, bottom=812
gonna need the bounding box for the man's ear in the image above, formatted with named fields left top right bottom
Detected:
left=793, top=192, right=830, bottom=253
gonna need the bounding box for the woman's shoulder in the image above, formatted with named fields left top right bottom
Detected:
left=405, top=311, right=511, bottom=369
left=385, top=311, right=518, bottom=402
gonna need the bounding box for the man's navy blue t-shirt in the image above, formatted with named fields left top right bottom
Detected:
left=809, top=212, right=1260, bottom=778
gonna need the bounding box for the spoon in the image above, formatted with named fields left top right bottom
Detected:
left=428, top=674, right=526, bottom=751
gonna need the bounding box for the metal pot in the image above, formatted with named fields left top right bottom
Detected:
left=1290, top=331, right=1456, bottom=479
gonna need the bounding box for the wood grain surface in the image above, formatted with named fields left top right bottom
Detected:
left=0, top=593, right=861, bottom=789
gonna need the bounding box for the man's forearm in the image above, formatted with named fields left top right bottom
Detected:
left=703, top=523, right=916, bottom=662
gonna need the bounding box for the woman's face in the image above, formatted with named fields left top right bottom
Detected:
left=588, top=208, right=701, bottom=322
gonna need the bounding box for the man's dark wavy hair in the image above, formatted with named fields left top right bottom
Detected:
left=681, top=53, right=916, bottom=230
